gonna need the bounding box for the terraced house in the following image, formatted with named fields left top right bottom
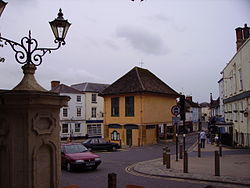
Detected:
left=101, top=67, right=180, bottom=146
left=221, top=24, right=250, bottom=147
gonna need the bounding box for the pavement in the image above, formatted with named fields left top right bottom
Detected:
left=130, top=142, right=250, bottom=187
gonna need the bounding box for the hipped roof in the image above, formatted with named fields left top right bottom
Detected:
left=71, top=82, right=109, bottom=93
left=50, top=84, right=82, bottom=94
left=101, top=67, right=179, bottom=97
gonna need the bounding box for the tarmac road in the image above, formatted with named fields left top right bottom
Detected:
left=61, top=134, right=230, bottom=188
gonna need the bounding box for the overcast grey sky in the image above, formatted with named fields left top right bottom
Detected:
left=0, top=0, right=250, bottom=102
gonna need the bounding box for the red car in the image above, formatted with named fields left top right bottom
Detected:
left=61, top=143, right=101, bottom=171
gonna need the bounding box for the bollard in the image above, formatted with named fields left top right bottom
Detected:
left=176, top=134, right=178, bottom=161
left=179, top=145, right=183, bottom=159
left=219, top=145, right=222, bottom=157
left=108, top=173, right=117, bottom=188
left=183, top=151, right=188, bottom=173
left=166, top=153, right=171, bottom=169
left=198, top=143, right=201, bottom=158
left=215, top=151, right=220, bottom=176
left=162, top=147, right=167, bottom=165
left=183, top=134, right=186, bottom=152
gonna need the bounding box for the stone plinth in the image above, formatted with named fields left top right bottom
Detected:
left=0, top=90, right=70, bottom=188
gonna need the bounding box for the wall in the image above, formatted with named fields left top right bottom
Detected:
left=59, top=92, right=86, bottom=138
left=142, top=94, right=177, bottom=124
left=223, top=38, right=250, bottom=147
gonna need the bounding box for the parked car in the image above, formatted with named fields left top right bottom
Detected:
left=61, top=143, right=101, bottom=171
left=82, top=138, right=120, bottom=151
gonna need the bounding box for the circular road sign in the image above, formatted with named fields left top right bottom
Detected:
left=171, top=105, right=180, bottom=116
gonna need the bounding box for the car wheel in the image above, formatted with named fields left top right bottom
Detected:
left=111, top=146, right=117, bottom=151
left=66, top=162, right=72, bottom=172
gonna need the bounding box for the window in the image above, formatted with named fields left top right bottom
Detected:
left=87, top=124, right=101, bottom=136
left=62, top=108, right=68, bottom=117
left=111, top=130, right=120, bottom=141
left=125, top=96, right=134, bottom=116
left=234, top=103, right=238, bottom=122
left=239, top=69, right=243, bottom=91
left=62, top=124, right=69, bottom=133
left=240, top=102, right=244, bottom=122
left=75, top=123, right=80, bottom=132
left=92, top=94, right=97, bottom=103
left=230, top=71, right=233, bottom=95
left=77, top=107, right=81, bottom=117
left=111, top=97, right=119, bottom=116
left=76, top=95, right=82, bottom=102
left=91, top=107, right=97, bottom=118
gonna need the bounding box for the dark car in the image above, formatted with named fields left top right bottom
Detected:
left=61, top=143, right=101, bottom=171
left=82, top=138, right=120, bottom=151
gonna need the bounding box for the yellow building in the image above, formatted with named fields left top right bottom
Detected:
left=101, top=67, right=179, bottom=146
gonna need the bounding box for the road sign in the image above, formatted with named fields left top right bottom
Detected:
left=171, top=105, right=180, bottom=116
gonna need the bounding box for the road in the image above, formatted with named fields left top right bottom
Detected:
left=61, top=133, right=228, bottom=188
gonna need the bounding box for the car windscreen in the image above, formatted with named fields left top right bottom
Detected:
left=83, top=139, right=91, bottom=144
left=64, top=144, right=88, bottom=153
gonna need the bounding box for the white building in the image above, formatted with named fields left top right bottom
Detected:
left=50, top=81, right=86, bottom=138
left=185, top=96, right=201, bottom=131
left=71, top=82, right=109, bottom=138
left=199, top=102, right=210, bottom=122
left=221, top=24, right=250, bottom=147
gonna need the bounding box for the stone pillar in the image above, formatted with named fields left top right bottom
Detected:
left=0, top=90, right=69, bottom=188
left=0, top=64, right=69, bottom=188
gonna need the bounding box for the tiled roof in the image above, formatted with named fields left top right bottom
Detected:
left=50, top=84, right=82, bottom=94
left=101, top=67, right=179, bottom=97
left=71, top=82, right=110, bottom=93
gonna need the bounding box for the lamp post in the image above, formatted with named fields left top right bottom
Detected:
left=0, top=3, right=71, bottom=188
left=0, top=8, right=71, bottom=67
left=0, top=7, right=71, bottom=90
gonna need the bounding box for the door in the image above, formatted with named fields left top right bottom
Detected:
left=126, top=129, right=132, bottom=146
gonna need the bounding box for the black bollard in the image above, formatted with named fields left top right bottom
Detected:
left=162, top=147, right=166, bottom=165
left=183, top=151, right=188, bottom=173
left=215, top=151, right=220, bottom=176
left=179, top=145, right=183, bottom=159
left=198, top=143, right=201, bottom=158
left=219, top=145, right=222, bottom=157
left=176, top=134, right=178, bottom=161
left=166, top=153, right=171, bottom=169
left=183, top=134, right=186, bottom=152
left=108, top=173, right=117, bottom=188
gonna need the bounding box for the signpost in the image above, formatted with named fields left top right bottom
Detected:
left=171, top=105, right=180, bottom=116
left=171, top=105, right=180, bottom=161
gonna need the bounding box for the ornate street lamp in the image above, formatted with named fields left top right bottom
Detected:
left=0, top=0, right=7, bottom=18
left=0, top=7, right=71, bottom=91
left=50, top=8, right=71, bottom=44
left=0, top=8, right=71, bottom=66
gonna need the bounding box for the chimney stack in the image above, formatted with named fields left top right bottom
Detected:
left=186, top=96, right=193, bottom=102
left=236, top=23, right=250, bottom=51
left=51, top=80, right=60, bottom=90
left=243, top=24, right=250, bottom=40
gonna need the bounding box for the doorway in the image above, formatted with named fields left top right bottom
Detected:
left=126, top=129, right=132, bottom=146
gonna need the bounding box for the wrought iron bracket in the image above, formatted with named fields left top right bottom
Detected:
left=0, top=30, right=63, bottom=66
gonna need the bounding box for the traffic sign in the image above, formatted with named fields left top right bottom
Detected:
left=171, top=105, right=180, bottom=116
